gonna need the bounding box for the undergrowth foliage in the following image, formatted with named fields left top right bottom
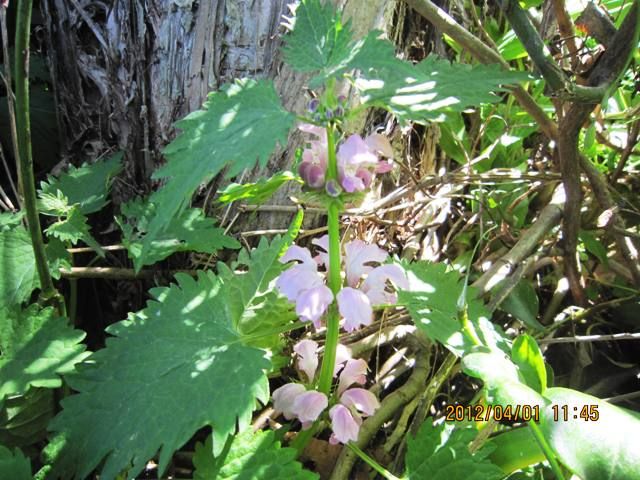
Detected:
left=2, top=0, right=640, bottom=479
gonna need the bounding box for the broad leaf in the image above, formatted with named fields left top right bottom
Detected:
left=118, top=199, right=240, bottom=271
left=0, top=227, right=38, bottom=309
left=499, top=280, right=543, bottom=331
left=0, top=305, right=88, bottom=403
left=193, top=430, right=318, bottom=480
left=49, top=237, right=298, bottom=480
left=398, top=262, right=509, bottom=357
left=281, top=0, right=353, bottom=82
left=148, top=79, right=294, bottom=238
left=218, top=171, right=301, bottom=204
left=462, top=351, right=544, bottom=408
left=346, top=32, right=531, bottom=123
left=489, top=427, right=544, bottom=474
left=539, top=388, right=640, bottom=480
left=405, top=421, right=504, bottom=479
left=39, top=152, right=122, bottom=215
left=511, top=335, right=547, bottom=393
left=0, top=445, right=32, bottom=480
left=45, top=205, right=102, bottom=253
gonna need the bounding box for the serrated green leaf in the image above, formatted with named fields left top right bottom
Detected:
left=499, top=279, right=543, bottom=331
left=0, top=305, right=88, bottom=403
left=282, top=0, right=353, bottom=81
left=539, top=388, right=640, bottom=480
left=398, top=262, right=510, bottom=357
left=0, top=227, right=39, bottom=309
left=0, top=212, right=24, bottom=231
left=39, top=152, right=122, bottom=215
left=118, top=199, right=240, bottom=271
left=218, top=171, right=301, bottom=204
left=45, top=206, right=102, bottom=255
left=45, top=238, right=73, bottom=280
left=0, top=387, right=55, bottom=448
left=511, top=335, right=547, bottom=393
left=345, top=32, right=531, bottom=123
left=49, top=237, right=297, bottom=480
left=405, top=421, right=504, bottom=479
left=148, top=79, right=294, bottom=239
left=462, top=352, right=545, bottom=408
left=0, top=445, right=32, bottom=480
left=193, top=430, right=318, bottom=480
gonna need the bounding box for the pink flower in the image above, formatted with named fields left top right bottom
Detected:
left=272, top=383, right=307, bottom=420
left=329, top=404, right=361, bottom=444
left=337, top=358, right=368, bottom=395
left=344, top=240, right=388, bottom=287
left=361, top=264, right=409, bottom=305
left=337, top=133, right=393, bottom=193
left=340, top=388, right=380, bottom=416
left=294, top=339, right=319, bottom=382
left=292, top=391, right=329, bottom=426
left=337, top=287, right=373, bottom=332
left=277, top=245, right=334, bottom=328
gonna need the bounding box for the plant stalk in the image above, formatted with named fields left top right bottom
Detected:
left=347, top=443, right=402, bottom=480
left=317, top=124, right=343, bottom=395
left=14, top=0, right=65, bottom=315
left=529, top=421, right=566, bottom=480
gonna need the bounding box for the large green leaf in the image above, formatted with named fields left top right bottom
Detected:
left=489, top=427, right=544, bottom=474
left=281, top=0, right=353, bottom=81
left=0, top=227, right=39, bottom=309
left=0, top=305, right=88, bottom=404
left=398, top=262, right=509, bottom=357
left=405, top=421, right=504, bottom=479
left=0, top=445, right=32, bottom=480
left=148, top=79, right=294, bottom=238
left=511, top=335, right=547, bottom=394
left=118, top=199, right=240, bottom=271
left=345, top=32, right=530, bottom=123
left=539, top=388, right=640, bottom=480
left=193, top=430, right=318, bottom=480
left=461, top=352, right=544, bottom=408
left=39, top=152, right=122, bottom=215
left=49, top=237, right=298, bottom=480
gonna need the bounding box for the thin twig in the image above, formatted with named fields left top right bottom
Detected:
left=539, top=332, right=640, bottom=344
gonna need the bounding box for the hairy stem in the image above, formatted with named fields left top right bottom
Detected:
left=14, top=0, right=64, bottom=315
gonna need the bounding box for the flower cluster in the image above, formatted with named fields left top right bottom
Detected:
left=297, top=123, right=394, bottom=194
left=275, top=236, right=408, bottom=332
left=272, top=340, right=380, bottom=444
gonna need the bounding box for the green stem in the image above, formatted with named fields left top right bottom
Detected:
left=347, top=443, right=402, bottom=480
left=14, top=0, right=64, bottom=315
left=529, top=421, right=566, bottom=480
left=317, top=124, right=343, bottom=395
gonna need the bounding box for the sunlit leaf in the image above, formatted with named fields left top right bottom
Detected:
left=539, top=388, right=640, bottom=480
left=398, top=262, right=510, bottom=357
left=217, top=171, right=301, bottom=205
left=39, top=153, right=122, bottom=215
left=0, top=305, right=88, bottom=404
left=511, top=335, right=547, bottom=393
left=45, top=205, right=102, bottom=254
left=0, top=227, right=39, bottom=309
left=489, top=426, right=544, bottom=474
left=118, top=199, right=240, bottom=271
left=147, top=79, right=294, bottom=241
left=405, top=421, right=504, bottom=479
left=193, top=430, right=317, bottom=480
left=49, top=236, right=298, bottom=480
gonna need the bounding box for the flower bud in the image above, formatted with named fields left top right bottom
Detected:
left=325, top=179, right=342, bottom=197
left=308, top=98, right=320, bottom=113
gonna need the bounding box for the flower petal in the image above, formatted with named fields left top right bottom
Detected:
left=337, top=287, right=373, bottom=332
left=294, top=339, right=319, bottom=382
left=296, top=285, right=334, bottom=328
left=340, top=388, right=380, bottom=416
left=364, top=133, right=393, bottom=158
left=333, top=344, right=352, bottom=377
left=361, top=264, right=408, bottom=306
left=344, top=240, right=388, bottom=287
left=337, top=358, right=368, bottom=395
left=337, top=135, right=379, bottom=168
left=275, top=265, right=323, bottom=302
left=311, top=234, right=330, bottom=269
left=292, top=391, right=328, bottom=423
left=272, top=383, right=306, bottom=420
left=280, top=245, right=316, bottom=269
left=329, top=404, right=361, bottom=444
